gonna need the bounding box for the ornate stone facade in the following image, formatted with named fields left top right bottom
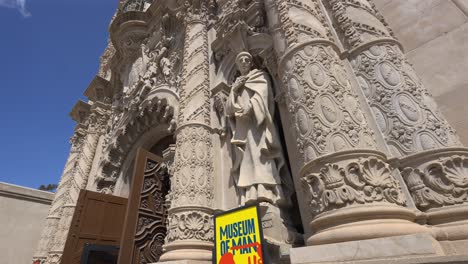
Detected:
left=34, top=0, right=468, bottom=263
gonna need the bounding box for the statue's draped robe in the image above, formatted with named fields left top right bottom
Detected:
left=226, top=69, right=287, bottom=205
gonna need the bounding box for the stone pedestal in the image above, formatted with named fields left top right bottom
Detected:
left=290, top=233, right=445, bottom=264
left=301, top=150, right=430, bottom=245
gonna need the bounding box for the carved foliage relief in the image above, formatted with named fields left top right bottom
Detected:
left=351, top=44, right=460, bottom=156
left=302, top=156, right=406, bottom=215
left=165, top=210, right=214, bottom=243
left=283, top=44, right=376, bottom=163
left=402, top=156, right=468, bottom=211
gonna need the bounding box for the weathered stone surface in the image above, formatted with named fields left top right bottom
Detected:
left=290, top=233, right=443, bottom=264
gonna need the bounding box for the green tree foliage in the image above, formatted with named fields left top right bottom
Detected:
left=38, top=184, right=58, bottom=192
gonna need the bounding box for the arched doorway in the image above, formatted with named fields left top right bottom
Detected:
left=119, top=136, right=175, bottom=264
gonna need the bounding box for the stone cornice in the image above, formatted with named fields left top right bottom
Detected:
left=69, top=100, right=91, bottom=124
left=84, top=76, right=112, bottom=105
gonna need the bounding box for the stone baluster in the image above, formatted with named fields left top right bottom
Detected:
left=159, top=0, right=215, bottom=262
left=43, top=103, right=106, bottom=264
left=263, top=0, right=430, bottom=246
left=323, top=0, right=468, bottom=242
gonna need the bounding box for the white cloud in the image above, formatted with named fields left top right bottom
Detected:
left=0, top=0, right=31, bottom=17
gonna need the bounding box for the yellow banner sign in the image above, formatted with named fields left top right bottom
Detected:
left=214, top=205, right=266, bottom=264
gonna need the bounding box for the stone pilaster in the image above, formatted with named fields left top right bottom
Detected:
left=263, top=0, right=430, bottom=246
left=324, top=0, right=468, bottom=241
left=159, top=0, right=215, bottom=262
left=32, top=144, right=80, bottom=264
left=32, top=102, right=108, bottom=264
left=48, top=117, right=105, bottom=264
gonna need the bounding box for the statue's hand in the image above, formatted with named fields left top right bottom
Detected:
left=233, top=76, right=248, bottom=91
left=232, top=81, right=243, bottom=92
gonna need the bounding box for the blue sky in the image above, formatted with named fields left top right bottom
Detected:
left=0, top=0, right=118, bottom=189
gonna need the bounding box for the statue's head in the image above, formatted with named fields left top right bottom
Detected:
left=236, top=51, right=253, bottom=76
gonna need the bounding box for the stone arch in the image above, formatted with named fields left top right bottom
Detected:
left=96, top=88, right=178, bottom=195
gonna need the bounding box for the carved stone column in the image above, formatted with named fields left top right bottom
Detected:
left=32, top=138, right=82, bottom=264
left=263, top=0, right=430, bottom=246
left=43, top=102, right=107, bottom=264
left=324, top=0, right=468, bottom=241
left=159, top=0, right=215, bottom=262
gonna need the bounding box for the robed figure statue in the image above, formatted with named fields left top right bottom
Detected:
left=226, top=51, right=290, bottom=206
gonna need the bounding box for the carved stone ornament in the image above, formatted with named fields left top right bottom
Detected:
left=401, top=149, right=468, bottom=211
left=212, top=0, right=269, bottom=61
left=324, top=0, right=462, bottom=157
left=302, top=151, right=406, bottom=215
left=326, top=0, right=396, bottom=51
left=351, top=44, right=461, bottom=156
left=96, top=97, right=176, bottom=192
left=282, top=43, right=377, bottom=163
left=165, top=210, right=214, bottom=243
left=168, top=125, right=214, bottom=208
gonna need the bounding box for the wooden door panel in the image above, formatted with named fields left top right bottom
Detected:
left=61, top=190, right=127, bottom=264
left=119, top=148, right=170, bottom=264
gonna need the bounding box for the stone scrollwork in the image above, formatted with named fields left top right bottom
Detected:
left=402, top=155, right=468, bottom=211
left=302, top=156, right=405, bottom=215
left=165, top=211, right=214, bottom=243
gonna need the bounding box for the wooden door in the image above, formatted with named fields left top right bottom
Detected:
left=61, top=190, right=127, bottom=264
left=118, top=148, right=170, bottom=264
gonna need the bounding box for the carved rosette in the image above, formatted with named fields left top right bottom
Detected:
left=282, top=43, right=377, bottom=163
left=302, top=152, right=406, bottom=216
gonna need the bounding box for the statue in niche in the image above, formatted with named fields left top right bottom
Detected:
left=226, top=51, right=291, bottom=206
